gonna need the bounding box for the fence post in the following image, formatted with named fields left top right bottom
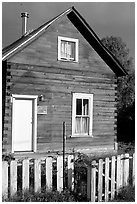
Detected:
left=57, top=156, right=63, bottom=192
left=68, top=154, right=74, bottom=191
left=105, top=157, right=109, bottom=202
left=87, top=165, right=91, bottom=200
left=34, top=159, right=41, bottom=192
left=91, top=160, right=96, bottom=202
left=123, top=153, right=129, bottom=186
left=98, top=159, right=103, bottom=202
left=111, top=156, right=115, bottom=200
left=22, top=159, right=29, bottom=191
left=63, top=121, right=66, bottom=190
left=2, top=161, right=8, bottom=199
left=132, top=153, right=135, bottom=186
left=10, top=160, right=17, bottom=196
left=46, top=157, right=53, bottom=191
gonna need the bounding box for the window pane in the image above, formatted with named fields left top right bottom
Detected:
left=69, top=42, right=75, bottom=59
left=82, top=117, right=89, bottom=134
left=76, top=99, right=82, bottom=115
left=75, top=117, right=81, bottom=134
left=83, top=99, right=89, bottom=115
left=60, top=40, right=75, bottom=60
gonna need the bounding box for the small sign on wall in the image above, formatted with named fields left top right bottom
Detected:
left=37, top=106, right=47, bottom=114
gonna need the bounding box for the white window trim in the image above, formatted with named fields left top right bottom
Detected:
left=72, top=93, right=93, bottom=137
left=58, top=36, right=79, bottom=62
left=11, top=94, right=38, bottom=153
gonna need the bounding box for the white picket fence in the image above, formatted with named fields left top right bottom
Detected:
left=2, top=153, right=135, bottom=202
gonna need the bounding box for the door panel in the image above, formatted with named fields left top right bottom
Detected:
left=13, top=99, right=33, bottom=151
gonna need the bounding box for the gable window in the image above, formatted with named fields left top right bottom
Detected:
left=72, top=93, right=93, bottom=136
left=58, top=36, right=78, bottom=62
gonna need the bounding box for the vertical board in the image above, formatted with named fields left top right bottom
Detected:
left=34, top=159, right=41, bottom=192
left=116, top=155, right=121, bottom=193
left=111, top=156, right=115, bottom=200
left=46, top=157, right=53, bottom=190
left=120, top=154, right=124, bottom=187
left=91, top=160, right=96, bottom=202
left=132, top=153, right=135, bottom=186
left=57, top=156, right=63, bottom=192
left=2, top=161, right=8, bottom=199
left=87, top=166, right=91, bottom=200
left=105, top=157, right=109, bottom=202
left=22, top=159, right=29, bottom=191
left=10, top=160, right=17, bottom=196
left=123, top=153, right=129, bottom=186
left=68, top=155, right=74, bottom=191
left=98, top=159, right=103, bottom=202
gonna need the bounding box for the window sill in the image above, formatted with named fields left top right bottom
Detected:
left=58, top=59, right=78, bottom=63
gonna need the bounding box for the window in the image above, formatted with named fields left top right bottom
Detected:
left=58, top=36, right=78, bottom=62
left=72, top=93, right=93, bottom=136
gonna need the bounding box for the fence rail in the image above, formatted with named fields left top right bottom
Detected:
left=2, top=153, right=135, bottom=202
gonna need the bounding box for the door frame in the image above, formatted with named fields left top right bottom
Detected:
left=12, top=94, right=38, bottom=153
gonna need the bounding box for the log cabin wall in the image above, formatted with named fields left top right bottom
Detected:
left=3, top=15, right=117, bottom=153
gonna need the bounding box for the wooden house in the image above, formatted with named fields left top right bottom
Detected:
left=2, top=7, right=127, bottom=155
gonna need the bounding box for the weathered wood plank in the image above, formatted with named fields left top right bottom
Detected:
left=34, top=159, right=41, bottom=192
left=105, top=157, right=109, bottom=202
left=123, top=153, right=129, bottom=186
left=68, top=155, right=74, bottom=191
left=87, top=166, right=91, bottom=200
left=98, top=159, right=103, bottom=202
left=46, top=157, right=53, bottom=190
left=2, top=161, right=8, bottom=199
left=116, top=155, right=121, bottom=193
left=132, top=153, right=135, bottom=186
left=111, top=156, right=115, bottom=200
left=57, top=156, right=63, bottom=192
left=22, top=159, right=29, bottom=191
left=10, top=160, right=17, bottom=196
left=91, top=160, right=96, bottom=202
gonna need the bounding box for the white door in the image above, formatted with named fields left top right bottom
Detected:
left=12, top=97, right=36, bottom=152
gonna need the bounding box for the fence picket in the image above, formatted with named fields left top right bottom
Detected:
left=120, top=154, right=124, bottom=187
left=98, top=159, right=103, bottom=202
left=46, top=157, right=53, bottom=190
left=10, top=160, right=17, bottom=196
left=68, top=155, right=74, bottom=191
left=132, top=153, right=135, bottom=186
left=105, top=157, right=109, bottom=202
left=2, top=161, right=8, bottom=199
left=116, top=155, right=121, bottom=193
left=57, top=156, right=63, bottom=192
left=111, top=156, right=115, bottom=200
left=22, top=159, right=29, bottom=191
left=34, top=159, right=41, bottom=192
left=91, top=160, right=96, bottom=202
left=123, top=154, right=129, bottom=186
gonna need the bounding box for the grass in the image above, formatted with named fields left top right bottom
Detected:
left=110, top=185, right=135, bottom=202
left=3, top=189, right=79, bottom=202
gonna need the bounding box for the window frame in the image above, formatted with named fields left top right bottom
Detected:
left=72, top=93, right=93, bottom=137
left=58, top=36, right=79, bottom=62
